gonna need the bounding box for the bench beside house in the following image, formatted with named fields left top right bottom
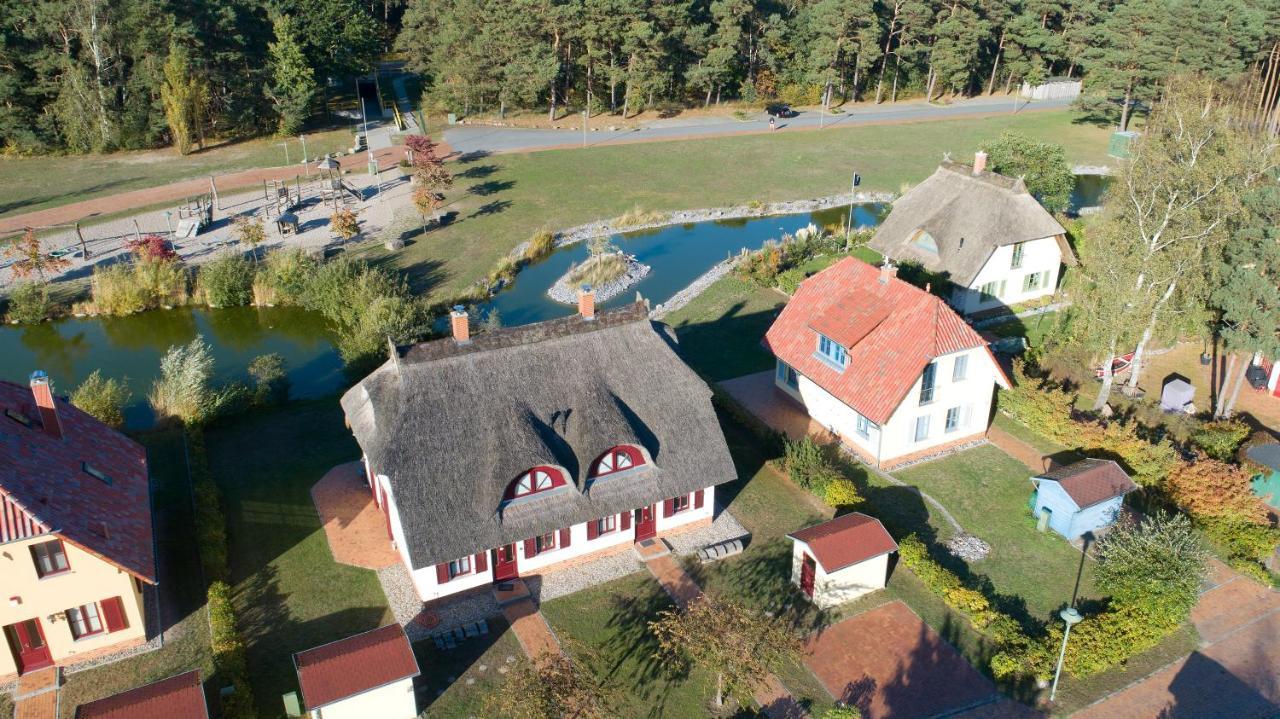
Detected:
left=340, top=292, right=738, bottom=603
left=293, top=624, right=420, bottom=719
left=789, top=512, right=898, bottom=608
left=869, top=152, right=1076, bottom=316
left=765, top=257, right=1010, bottom=469
left=75, top=670, right=208, bottom=719
left=1, top=372, right=155, bottom=682
left=1031, top=459, right=1137, bottom=539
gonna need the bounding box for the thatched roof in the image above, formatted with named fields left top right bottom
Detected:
left=869, top=162, right=1072, bottom=285
left=341, top=302, right=736, bottom=569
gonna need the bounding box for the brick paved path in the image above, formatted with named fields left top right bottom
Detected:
left=640, top=543, right=807, bottom=718
left=985, top=423, right=1052, bottom=473
left=12, top=668, right=59, bottom=719
left=500, top=598, right=563, bottom=662
left=312, top=462, right=399, bottom=570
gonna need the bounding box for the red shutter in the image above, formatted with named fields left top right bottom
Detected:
left=694, top=489, right=705, bottom=509
left=587, top=520, right=599, bottom=540
left=559, top=527, right=571, bottom=548
left=101, top=596, right=128, bottom=633
left=436, top=563, right=450, bottom=584
left=524, top=538, right=537, bottom=557
left=475, top=551, right=488, bottom=572
left=663, top=498, right=675, bottom=518
left=620, top=511, right=631, bottom=530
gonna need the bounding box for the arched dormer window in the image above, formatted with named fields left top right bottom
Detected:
left=503, top=466, right=567, bottom=502
left=592, top=446, right=646, bottom=477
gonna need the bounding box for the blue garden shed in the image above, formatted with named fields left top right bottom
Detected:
left=1030, top=459, right=1137, bottom=539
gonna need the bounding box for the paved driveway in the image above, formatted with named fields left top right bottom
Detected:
left=803, top=600, right=1019, bottom=718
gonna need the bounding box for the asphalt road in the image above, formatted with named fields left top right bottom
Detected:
left=443, top=94, right=1075, bottom=155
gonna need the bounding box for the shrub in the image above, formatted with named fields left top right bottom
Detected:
left=149, top=336, right=239, bottom=425
left=330, top=208, right=360, bottom=241
left=1199, top=518, right=1280, bottom=583
left=1191, top=419, right=1251, bottom=461
left=187, top=428, right=229, bottom=582
left=70, top=370, right=131, bottom=427
left=125, top=234, right=177, bottom=261
left=487, top=254, right=519, bottom=286
left=613, top=204, right=665, bottom=228
left=1166, top=454, right=1269, bottom=525
left=1093, top=512, right=1207, bottom=623
left=5, top=281, right=51, bottom=323
left=301, top=257, right=420, bottom=367
left=207, top=580, right=255, bottom=718
left=776, top=268, right=805, bottom=295
left=232, top=215, right=266, bottom=250
left=524, top=226, right=556, bottom=261
left=90, top=264, right=149, bottom=315
left=136, top=258, right=189, bottom=307
left=253, top=247, right=317, bottom=306
left=247, top=353, right=288, bottom=404
left=198, top=253, right=255, bottom=307
left=823, top=477, right=863, bottom=509
left=783, top=436, right=841, bottom=495
left=778, top=83, right=822, bottom=107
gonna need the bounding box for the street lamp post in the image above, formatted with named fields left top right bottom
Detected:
left=1049, top=607, right=1083, bottom=703
left=582, top=110, right=588, bottom=148
left=279, top=140, right=290, bottom=165
left=299, top=134, right=309, bottom=164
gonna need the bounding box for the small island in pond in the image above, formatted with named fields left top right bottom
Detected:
left=547, top=244, right=651, bottom=305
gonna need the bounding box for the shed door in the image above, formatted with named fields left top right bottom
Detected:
left=800, top=554, right=816, bottom=598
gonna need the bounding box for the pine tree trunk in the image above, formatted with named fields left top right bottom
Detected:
left=1119, top=81, right=1133, bottom=131
left=876, top=7, right=900, bottom=104
left=987, top=30, right=1005, bottom=94
left=549, top=29, right=561, bottom=121
left=891, top=56, right=901, bottom=102
left=852, top=52, right=862, bottom=101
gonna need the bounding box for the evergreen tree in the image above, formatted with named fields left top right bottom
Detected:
left=266, top=14, right=317, bottom=136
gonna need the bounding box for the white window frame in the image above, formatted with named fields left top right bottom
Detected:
left=855, top=414, right=871, bottom=439
left=816, top=334, right=848, bottom=369
left=1022, top=271, right=1046, bottom=292
left=919, top=362, right=937, bottom=405
left=672, top=495, right=691, bottom=513
left=913, top=416, right=931, bottom=443
left=952, top=354, right=968, bottom=382
left=945, top=406, right=960, bottom=433
left=1011, top=242, right=1025, bottom=269
left=67, top=602, right=103, bottom=639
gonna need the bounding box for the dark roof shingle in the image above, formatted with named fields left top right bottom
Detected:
left=1037, top=459, right=1137, bottom=508
left=294, top=625, right=419, bottom=709
left=789, top=512, right=898, bottom=572
left=0, top=378, right=155, bottom=582
left=75, top=671, right=207, bottom=719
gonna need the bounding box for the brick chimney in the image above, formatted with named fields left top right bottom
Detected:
left=29, top=371, right=62, bottom=439
left=879, top=260, right=897, bottom=285
left=578, top=285, right=596, bottom=320
left=972, top=151, right=988, bottom=175
left=450, top=306, right=470, bottom=343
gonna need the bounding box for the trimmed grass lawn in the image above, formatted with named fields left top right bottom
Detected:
left=992, top=411, right=1077, bottom=459
left=205, top=400, right=392, bottom=718
left=57, top=430, right=215, bottom=717
left=360, top=109, right=1110, bottom=304
left=0, top=129, right=351, bottom=220
left=541, top=573, right=716, bottom=718
left=892, top=444, right=1098, bottom=624
left=416, top=619, right=524, bottom=718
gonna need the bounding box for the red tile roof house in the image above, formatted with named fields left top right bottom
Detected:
left=75, top=670, right=208, bottom=719
left=293, top=624, right=420, bottom=719
left=340, top=292, right=738, bottom=604
left=788, top=512, right=898, bottom=609
left=1, top=372, right=156, bottom=682
left=764, top=257, right=1011, bottom=469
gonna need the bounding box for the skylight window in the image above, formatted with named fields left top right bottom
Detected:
left=82, top=462, right=112, bottom=486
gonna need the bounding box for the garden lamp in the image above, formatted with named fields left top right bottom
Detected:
left=1050, top=606, right=1083, bottom=702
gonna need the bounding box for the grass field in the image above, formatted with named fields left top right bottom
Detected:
left=204, top=400, right=392, bottom=718
left=0, top=129, right=352, bottom=220
left=416, top=617, right=524, bottom=718
left=359, top=109, right=1111, bottom=304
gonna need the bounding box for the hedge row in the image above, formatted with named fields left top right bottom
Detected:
left=782, top=436, right=863, bottom=509
left=187, top=428, right=256, bottom=717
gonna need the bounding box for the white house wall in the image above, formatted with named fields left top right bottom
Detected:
left=311, top=677, right=417, bottom=719
left=776, top=371, right=882, bottom=458
left=790, top=539, right=890, bottom=609
left=958, top=237, right=1063, bottom=314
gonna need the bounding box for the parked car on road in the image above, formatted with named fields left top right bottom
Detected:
left=766, top=104, right=796, bottom=118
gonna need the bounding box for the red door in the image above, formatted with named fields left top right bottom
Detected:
left=799, top=554, right=816, bottom=598
left=634, top=505, right=657, bottom=542
left=4, top=619, right=53, bottom=674
left=492, top=544, right=519, bottom=582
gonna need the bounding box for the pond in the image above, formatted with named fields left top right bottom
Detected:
left=485, top=203, right=888, bottom=326
left=0, top=306, right=344, bottom=428
left=0, top=205, right=887, bottom=427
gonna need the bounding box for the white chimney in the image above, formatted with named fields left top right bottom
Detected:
left=879, top=260, right=897, bottom=285
left=973, top=151, right=988, bottom=175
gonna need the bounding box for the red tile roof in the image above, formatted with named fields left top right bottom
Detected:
left=764, top=258, right=1010, bottom=424
left=1037, top=459, right=1137, bottom=509
left=0, top=377, right=155, bottom=582
left=294, top=624, right=420, bottom=709
left=76, top=671, right=208, bottom=719
left=789, top=512, right=898, bottom=573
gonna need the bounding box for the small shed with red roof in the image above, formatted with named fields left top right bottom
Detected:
left=293, top=624, right=420, bottom=719
left=75, top=670, right=208, bottom=719
left=788, top=512, right=898, bottom=608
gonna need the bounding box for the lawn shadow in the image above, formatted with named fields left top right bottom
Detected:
left=457, top=164, right=498, bottom=179
left=468, top=199, right=513, bottom=219
left=413, top=617, right=514, bottom=713
left=598, top=583, right=693, bottom=717
left=468, top=179, right=515, bottom=197
left=673, top=301, right=783, bottom=381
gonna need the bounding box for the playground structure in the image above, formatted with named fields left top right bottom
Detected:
left=317, top=161, right=363, bottom=210
left=173, top=194, right=213, bottom=238
left=262, top=178, right=304, bottom=219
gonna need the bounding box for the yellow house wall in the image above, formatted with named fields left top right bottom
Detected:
left=0, top=534, right=147, bottom=675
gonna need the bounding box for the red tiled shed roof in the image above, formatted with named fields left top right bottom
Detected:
left=764, top=258, right=1010, bottom=424
left=76, top=671, right=208, bottom=719
left=789, top=512, right=898, bottom=573
left=1037, top=459, right=1137, bottom=509
left=294, top=624, right=420, bottom=710
left=0, top=377, right=155, bottom=582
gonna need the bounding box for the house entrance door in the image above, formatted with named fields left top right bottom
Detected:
left=4, top=619, right=53, bottom=674
left=634, top=505, right=657, bottom=542
left=799, top=554, right=816, bottom=598
left=493, top=544, right=519, bottom=582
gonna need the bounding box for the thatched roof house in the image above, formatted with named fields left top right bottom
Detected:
left=341, top=299, right=736, bottom=583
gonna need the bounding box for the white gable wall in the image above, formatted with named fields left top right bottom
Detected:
left=956, top=236, right=1063, bottom=314
left=790, top=538, right=890, bottom=609
left=311, top=677, right=417, bottom=719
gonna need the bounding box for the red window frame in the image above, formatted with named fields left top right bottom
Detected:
left=598, top=515, right=617, bottom=535
left=448, top=555, right=473, bottom=578
left=535, top=532, right=558, bottom=554
left=66, top=602, right=104, bottom=639
left=591, top=446, right=645, bottom=477
left=672, top=494, right=691, bottom=513
left=503, top=466, right=567, bottom=501
left=31, top=539, right=70, bottom=578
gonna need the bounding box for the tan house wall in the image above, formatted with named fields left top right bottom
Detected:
left=311, top=677, right=417, bottom=719
left=0, top=534, right=147, bottom=677
left=790, top=539, right=890, bottom=609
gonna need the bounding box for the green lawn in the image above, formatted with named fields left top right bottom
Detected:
left=892, top=444, right=1098, bottom=624
left=0, top=129, right=352, bottom=221
left=57, top=430, right=215, bottom=717
left=416, top=619, right=525, bottom=718
left=992, top=411, right=1078, bottom=460
left=204, top=400, right=392, bottom=718
left=360, top=109, right=1110, bottom=304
